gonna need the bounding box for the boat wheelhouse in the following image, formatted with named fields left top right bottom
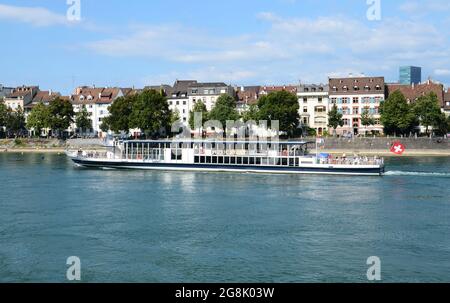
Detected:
left=66, top=139, right=385, bottom=176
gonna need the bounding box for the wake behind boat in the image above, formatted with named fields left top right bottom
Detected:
left=66, top=139, right=385, bottom=176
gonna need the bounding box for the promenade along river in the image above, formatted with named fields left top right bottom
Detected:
left=0, top=153, right=449, bottom=282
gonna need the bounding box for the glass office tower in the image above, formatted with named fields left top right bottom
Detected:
left=399, top=66, right=422, bottom=85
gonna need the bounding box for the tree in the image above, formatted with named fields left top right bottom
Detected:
left=75, top=105, right=92, bottom=135
left=5, top=107, right=26, bottom=138
left=380, top=90, right=417, bottom=136
left=257, top=91, right=300, bottom=136
left=189, top=100, right=209, bottom=131
left=0, top=103, right=7, bottom=127
left=360, top=108, right=375, bottom=136
left=208, top=94, right=240, bottom=132
left=101, top=95, right=135, bottom=134
left=241, top=104, right=259, bottom=122
left=413, top=92, right=443, bottom=135
left=129, top=89, right=171, bottom=138
left=327, top=104, right=344, bottom=136
left=433, top=113, right=450, bottom=136
left=48, top=97, right=75, bottom=138
left=170, top=109, right=181, bottom=125
left=27, top=103, right=51, bottom=137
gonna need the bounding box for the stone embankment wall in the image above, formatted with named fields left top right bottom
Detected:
left=316, top=137, right=450, bottom=151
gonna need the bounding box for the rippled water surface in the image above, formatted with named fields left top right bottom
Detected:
left=0, top=153, right=449, bottom=282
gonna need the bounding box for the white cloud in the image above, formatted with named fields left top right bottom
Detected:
left=0, top=4, right=68, bottom=27
left=434, top=69, right=450, bottom=76
left=399, top=0, right=450, bottom=14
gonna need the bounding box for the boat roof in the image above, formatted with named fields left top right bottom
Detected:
left=122, top=139, right=314, bottom=145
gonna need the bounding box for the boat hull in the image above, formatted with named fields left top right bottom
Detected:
left=70, top=158, right=384, bottom=176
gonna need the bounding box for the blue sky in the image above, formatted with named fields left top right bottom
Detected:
left=1, top=0, right=450, bottom=94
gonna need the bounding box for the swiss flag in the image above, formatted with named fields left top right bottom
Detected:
left=390, top=141, right=406, bottom=155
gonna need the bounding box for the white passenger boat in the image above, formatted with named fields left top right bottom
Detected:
left=66, top=140, right=385, bottom=176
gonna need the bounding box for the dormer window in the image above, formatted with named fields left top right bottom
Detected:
left=87, top=95, right=93, bottom=101
left=364, top=85, right=370, bottom=91
left=332, top=86, right=337, bottom=92
left=304, top=88, right=309, bottom=92
left=375, top=85, right=382, bottom=91
left=343, top=86, right=348, bottom=91
left=79, top=95, right=85, bottom=101
left=353, top=86, right=359, bottom=91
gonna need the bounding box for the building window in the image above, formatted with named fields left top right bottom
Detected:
left=191, top=89, right=198, bottom=94
left=343, top=119, right=349, bottom=126
left=183, top=101, right=186, bottom=105
left=318, top=97, right=323, bottom=103
left=353, top=97, right=359, bottom=104
left=331, top=98, right=337, bottom=104
left=353, top=108, right=359, bottom=115
left=303, top=97, right=307, bottom=103
left=342, top=98, right=349, bottom=104
left=303, top=107, right=308, bottom=113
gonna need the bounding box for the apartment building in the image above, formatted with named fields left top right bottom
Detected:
left=0, top=84, right=14, bottom=99
left=167, top=80, right=197, bottom=125
left=70, top=86, right=124, bottom=137
left=443, top=90, right=450, bottom=116
left=297, top=84, right=329, bottom=136
left=188, top=82, right=235, bottom=111
left=3, top=86, right=39, bottom=111
left=329, top=77, right=385, bottom=136
left=385, top=79, right=445, bottom=107
left=236, top=86, right=260, bottom=114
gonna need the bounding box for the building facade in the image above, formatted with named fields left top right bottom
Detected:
left=297, top=84, right=329, bottom=136
left=167, top=80, right=197, bottom=125
left=188, top=82, right=235, bottom=112
left=0, top=84, right=14, bottom=99
left=70, top=86, right=124, bottom=137
left=399, top=66, right=422, bottom=85
left=236, top=86, right=260, bottom=114
left=443, top=90, right=450, bottom=116
left=3, top=86, right=39, bottom=111
left=329, top=77, right=385, bottom=136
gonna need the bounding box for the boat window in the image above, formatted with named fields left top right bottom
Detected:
left=200, top=156, right=205, bottom=163
left=295, top=158, right=300, bottom=167
left=243, top=157, right=249, bottom=165
left=289, top=158, right=295, bottom=167
left=206, top=156, right=212, bottom=164
left=224, top=157, right=230, bottom=164
left=237, top=157, right=243, bottom=165
left=218, top=157, right=224, bottom=164
left=212, top=156, right=218, bottom=164
left=255, top=158, right=261, bottom=165
left=249, top=157, right=255, bottom=165
left=282, top=158, right=288, bottom=166
left=230, top=157, right=236, bottom=164
left=195, top=156, right=200, bottom=163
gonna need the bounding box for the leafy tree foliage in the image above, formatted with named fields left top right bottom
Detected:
left=327, top=104, right=344, bottom=136
left=413, top=92, right=444, bottom=135
left=208, top=94, right=240, bottom=130
left=48, top=97, right=75, bottom=137
left=27, top=103, right=51, bottom=136
left=256, top=91, right=299, bottom=136
left=75, top=105, right=92, bottom=134
left=380, top=90, right=418, bottom=136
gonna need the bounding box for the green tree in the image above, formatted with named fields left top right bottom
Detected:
left=5, top=107, right=26, bottom=138
left=257, top=91, right=300, bottom=136
left=360, top=108, right=375, bottom=136
left=170, top=108, right=181, bottom=125
left=101, top=95, right=135, bottom=134
left=380, top=90, right=417, bottom=136
left=327, top=104, right=344, bottom=136
left=48, top=97, right=75, bottom=138
left=189, top=100, right=209, bottom=131
left=208, top=94, right=240, bottom=131
left=0, top=103, right=7, bottom=127
left=75, top=105, right=92, bottom=135
left=413, top=92, right=443, bottom=135
left=434, top=113, right=450, bottom=136
left=129, top=89, right=171, bottom=138
left=27, top=103, right=51, bottom=137
left=241, top=104, right=259, bottom=122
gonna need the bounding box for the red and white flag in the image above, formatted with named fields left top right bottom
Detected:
left=390, top=141, right=406, bottom=155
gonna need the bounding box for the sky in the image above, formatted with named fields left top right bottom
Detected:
left=0, top=0, right=449, bottom=95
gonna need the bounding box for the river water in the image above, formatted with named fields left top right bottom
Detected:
left=0, top=153, right=449, bottom=282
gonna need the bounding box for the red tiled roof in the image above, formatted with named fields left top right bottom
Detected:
left=386, top=81, right=445, bottom=107
left=70, top=87, right=122, bottom=105
left=236, top=86, right=260, bottom=105
left=259, top=85, right=297, bottom=94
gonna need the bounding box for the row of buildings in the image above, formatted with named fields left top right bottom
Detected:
left=1, top=66, right=450, bottom=137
